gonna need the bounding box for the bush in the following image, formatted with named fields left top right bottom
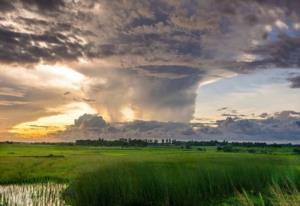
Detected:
left=185, top=145, right=192, bottom=149
left=247, top=149, right=257, bottom=153
left=293, top=148, right=300, bottom=154
left=217, top=145, right=240, bottom=153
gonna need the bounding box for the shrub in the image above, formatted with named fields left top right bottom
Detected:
left=293, top=148, right=300, bottom=154
left=217, top=145, right=240, bottom=153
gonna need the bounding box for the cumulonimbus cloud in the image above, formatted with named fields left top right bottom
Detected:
left=1, top=0, right=300, bottom=136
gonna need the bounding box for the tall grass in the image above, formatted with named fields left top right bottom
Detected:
left=65, top=158, right=298, bottom=206
left=233, top=183, right=300, bottom=206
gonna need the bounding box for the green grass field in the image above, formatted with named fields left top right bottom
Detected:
left=1, top=144, right=300, bottom=205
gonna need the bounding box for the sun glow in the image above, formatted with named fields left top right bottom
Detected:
left=10, top=102, right=97, bottom=138
left=121, top=106, right=135, bottom=122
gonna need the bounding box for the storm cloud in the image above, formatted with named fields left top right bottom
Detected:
left=2, top=0, right=300, bottom=68
left=1, top=0, right=300, bottom=140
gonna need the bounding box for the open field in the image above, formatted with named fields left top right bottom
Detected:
left=1, top=144, right=300, bottom=205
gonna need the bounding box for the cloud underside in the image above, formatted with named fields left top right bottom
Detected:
left=54, top=112, right=300, bottom=142
left=2, top=0, right=300, bottom=68
left=1, top=0, right=300, bottom=137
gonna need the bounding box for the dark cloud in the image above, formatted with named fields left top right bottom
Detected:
left=203, top=111, right=300, bottom=141
left=73, top=114, right=106, bottom=129
left=221, top=113, right=246, bottom=119
left=20, top=0, right=65, bottom=11
left=217, top=107, right=228, bottom=111
left=0, top=0, right=298, bottom=67
left=0, top=27, right=86, bottom=64
left=274, top=111, right=300, bottom=119
left=259, top=113, right=269, bottom=118
left=2, top=0, right=300, bottom=71
left=288, top=76, right=300, bottom=88
left=82, top=98, right=95, bottom=103
left=253, top=37, right=300, bottom=68
left=139, top=65, right=201, bottom=78
left=0, top=0, right=14, bottom=12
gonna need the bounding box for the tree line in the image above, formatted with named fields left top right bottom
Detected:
left=74, top=138, right=297, bottom=148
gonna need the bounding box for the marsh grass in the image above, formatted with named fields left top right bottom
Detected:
left=65, top=158, right=299, bottom=206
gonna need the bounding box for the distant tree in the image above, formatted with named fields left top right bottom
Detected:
left=217, top=146, right=223, bottom=151
left=217, top=145, right=240, bottom=153
left=247, top=149, right=257, bottom=153
left=185, top=144, right=191, bottom=149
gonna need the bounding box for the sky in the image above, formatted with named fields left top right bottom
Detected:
left=0, top=0, right=300, bottom=142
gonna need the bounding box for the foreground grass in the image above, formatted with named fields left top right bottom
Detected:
left=65, top=157, right=299, bottom=206
left=225, top=184, right=300, bottom=206
left=1, top=144, right=300, bottom=205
